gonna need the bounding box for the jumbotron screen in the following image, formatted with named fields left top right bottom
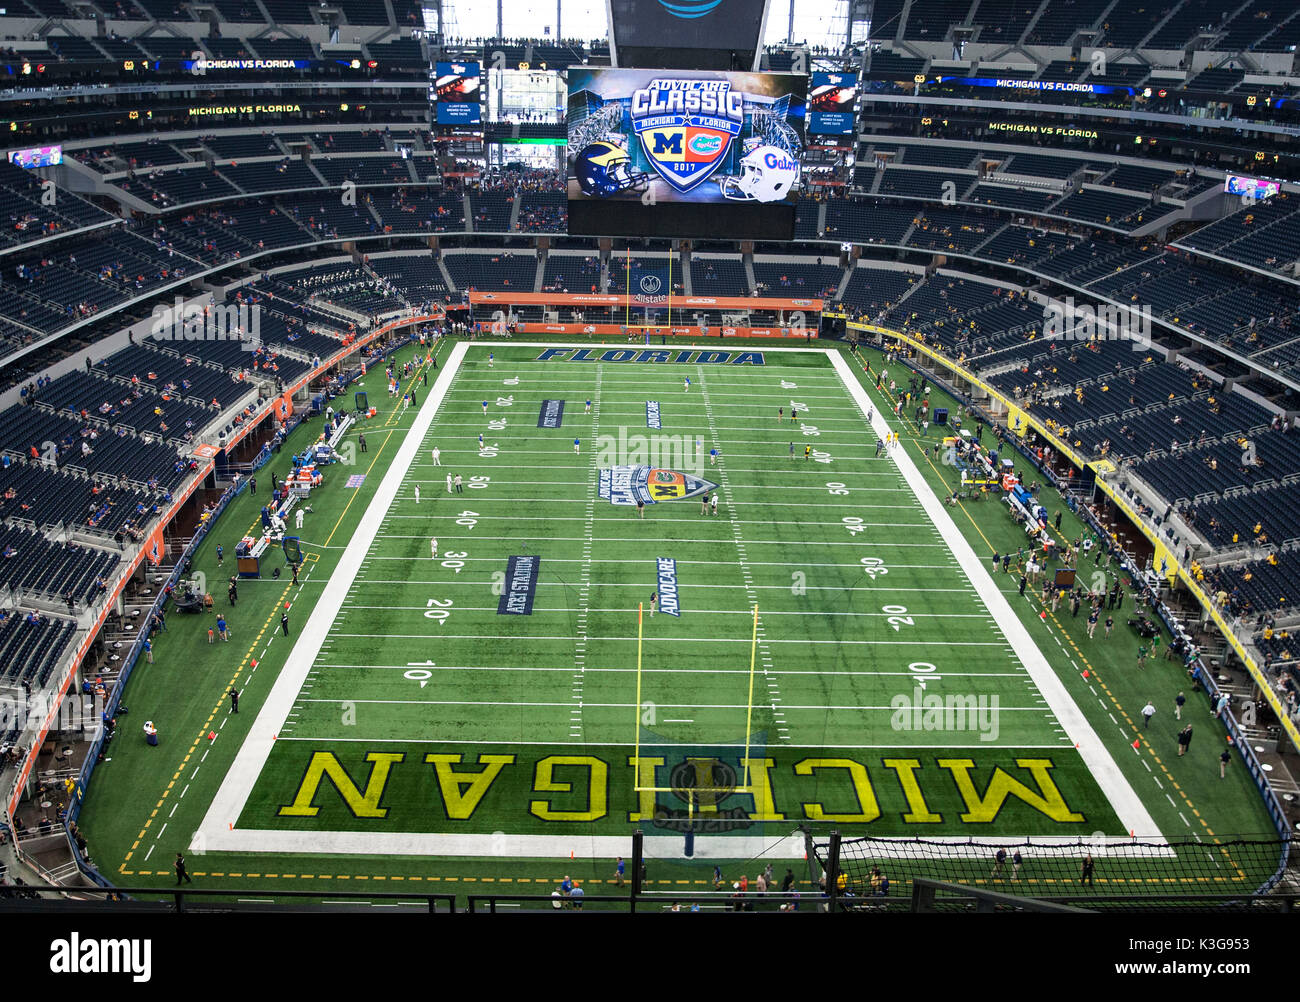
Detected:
left=434, top=60, right=481, bottom=124
left=566, top=68, right=806, bottom=240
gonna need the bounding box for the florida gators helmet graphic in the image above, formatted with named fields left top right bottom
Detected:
left=718, top=144, right=800, bottom=203
left=573, top=141, right=650, bottom=197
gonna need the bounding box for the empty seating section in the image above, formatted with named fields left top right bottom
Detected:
left=259, top=0, right=315, bottom=23
left=1191, top=483, right=1300, bottom=549
left=905, top=0, right=972, bottom=38
left=0, top=459, right=152, bottom=537
left=139, top=35, right=205, bottom=59
left=315, top=132, right=389, bottom=153
left=907, top=208, right=996, bottom=253
left=1177, top=193, right=1300, bottom=272
left=1102, top=165, right=1180, bottom=191
left=544, top=255, right=603, bottom=294
left=794, top=199, right=821, bottom=240
left=0, top=403, right=189, bottom=489
left=443, top=253, right=538, bottom=293
left=0, top=161, right=116, bottom=248
left=205, top=37, right=255, bottom=59
left=0, top=611, right=76, bottom=688
left=824, top=200, right=917, bottom=244
left=38, top=369, right=214, bottom=442
left=1215, top=0, right=1294, bottom=49
left=313, top=157, right=414, bottom=186
left=251, top=37, right=316, bottom=58
left=1052, top=188, right=1153, bottom=228
left=899, top=145, right=979, bottom=169
left=377, top=190, right=465, bottom=233
left=1207, top=552, right=1300, bottom=620
left=880, top=168, right=970, bottom=200
left=273, top=264, right=405, bottom=316
left=1036, top=59, right=1085, bottom=82
left=287, top=198, right=376, bottom=240
left=131, top=167, right=242, bottom=207
left=369, top=256, right=450, bottom=302
left=1100, top=1, right=1178, bottom=46
left=1003, top=153, right=1087, bottom=180
left=204, top=134, right=286, bottom=159
left=223, top=159, right=319, bottom=194
left=838, top=266, right=919, bottom=319
left=471, top=193, right=515, bottom=232
left=91, top=343, right=250, bottom=410
left=516, top=192, right=566, bottom=232
left=366, top=38, right=426, bottom=64
left=1148, top=0, right=1241, bottom=49
left=862, top=51, right=926, bottom=81
left=691, top=258, right=749, bottom=297
left=336, top=0, right=391, bottom=24
left=970, top=184, right=1059, bottom=213
left=752, top=260, right=842, bottom=298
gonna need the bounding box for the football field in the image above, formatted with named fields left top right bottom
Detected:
left=193, top=342, right=1158, bottom=861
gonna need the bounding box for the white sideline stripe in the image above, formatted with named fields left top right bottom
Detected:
left=826, top=350, right=1162, bottom=840
left=193, top=340, right=471, bottom=855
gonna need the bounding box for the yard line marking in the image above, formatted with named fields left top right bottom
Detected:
left=700, top=366, right=787, bottom=742
left=571, top=363, right=601, bottom=741
left=272, top=735, right=1070, bottom=748
left=313, top=662, right=1032, bottom=678
left=293, top=697, right=1053, bottom=711
left=322, top=632, right=1009, bottom=646
left=336, top=604, right=997, bottom=619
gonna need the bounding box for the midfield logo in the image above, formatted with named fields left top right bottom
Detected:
left=631, top=78, right=743, bottom=193
left=598, top=465, right=717, bottom=506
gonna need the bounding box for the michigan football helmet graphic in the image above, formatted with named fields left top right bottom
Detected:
left=718, top=144, right=800, bottom=203
left=573, top=141, right=651, bottom=197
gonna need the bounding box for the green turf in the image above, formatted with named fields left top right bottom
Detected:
left=73, top=338, right=1280, bottom=904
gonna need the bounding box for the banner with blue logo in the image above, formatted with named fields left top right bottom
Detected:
left=656, top=557, right=681, bottom=617
left=626, top=262, right=669, bottom=304
left=538, top=399, right=565, bottom=428
left=498, top=555, right=539, bottom=616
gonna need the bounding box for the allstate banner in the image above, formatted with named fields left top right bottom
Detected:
left=627, top=263, right=669, bottom=304
left=646, top=400, right=662, bottom=428
left=499, top=555, right=539, bottom=615
left=538, top=399, right=565, bottom=428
